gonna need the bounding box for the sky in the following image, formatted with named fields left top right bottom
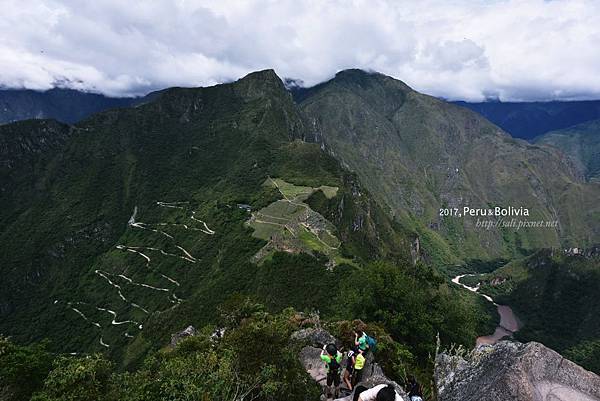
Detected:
left=2, top=0, right=600, bottom=101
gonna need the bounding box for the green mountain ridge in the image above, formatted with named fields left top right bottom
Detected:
left=534, top=119, right=600, bottom=183
left=0, top=69, right=424, bottom=367
left=296, top=70, right=600, bottom=263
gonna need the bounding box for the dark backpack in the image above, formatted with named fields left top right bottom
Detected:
left=408, top=381, right=423, bottom=397
left=328, top=354, right=341, bottom=372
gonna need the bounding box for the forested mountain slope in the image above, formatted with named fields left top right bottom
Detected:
left=535, top=119, right=600, bottom=183
left=296, top=70, right=600, bottom=264
left=3, top=70, right=475, bottom=369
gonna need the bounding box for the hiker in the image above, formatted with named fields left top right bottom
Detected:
left=321, top=343, right=343, bottom=399
left=352, top=348, right=366, bottom=387
left=353, top=384, right=403, bottom=401
left=343, top=347, right=357, bottom=390
left=354, top=330, right=369, bottom=353
left=406, top=375, right=423, bottom=401
left=355, top=330, right=377, bottom=354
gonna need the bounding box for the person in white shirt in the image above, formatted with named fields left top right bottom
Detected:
left=354, top=384, right=403, bottom=401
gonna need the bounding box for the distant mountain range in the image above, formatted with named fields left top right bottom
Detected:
left=0, top=88, right=139, bottom=125
left=453, top=100, right=600, bottom=140
left=4, top=85, right=600, bottom=144
left=2, top=72, right=598, bottom=272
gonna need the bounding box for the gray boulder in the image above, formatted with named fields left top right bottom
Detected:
left=291, top=327, right=340, bottom=348
left=435, top=340, right=600, bottom=401
left=170, top=325, right=197, bottom=348
left=299, top=346, right=329, bottom=386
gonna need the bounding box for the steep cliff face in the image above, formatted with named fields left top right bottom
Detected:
left=435, top=341, right=600, bottom=401
left=0, top=119, right=73, bottom=237
left=0, top=119, right=71, bottom=171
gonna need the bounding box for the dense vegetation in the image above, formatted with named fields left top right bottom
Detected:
left=2, top=307, right=322, bottom=401
left=0, top=69, right=490, bottom=379
left=2, top=256, right=492, bottom=401
left=0, top=337, right=54, bottom=401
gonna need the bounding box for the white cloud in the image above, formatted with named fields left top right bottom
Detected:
left=1, top=0, right=600, bottom=100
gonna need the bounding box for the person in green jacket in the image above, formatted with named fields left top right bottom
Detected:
left=321, top=343, right=343, bottom=399
left=354, top=330, right=369, bottom=353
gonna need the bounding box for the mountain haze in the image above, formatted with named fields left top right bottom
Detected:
left=0, top=88, right=138, bottom=125
left=453, top=100, right=600, bottom=140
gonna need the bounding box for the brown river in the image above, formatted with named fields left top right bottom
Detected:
left=452, top=274, right=521, bottom=346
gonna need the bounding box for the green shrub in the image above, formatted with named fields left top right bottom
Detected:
left=32, top=354, right=112, bottom=401
left=0, top=336, right=54, bottom=401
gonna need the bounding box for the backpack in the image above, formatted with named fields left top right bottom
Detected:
left=328, top=353, right=341, bottom=372
left=408, top=381, right=423, bottom=397
left=366, top=335, right=377, bottom=352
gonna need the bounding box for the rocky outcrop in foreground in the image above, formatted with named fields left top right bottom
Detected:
left=293, top=327, right=409, bottom=401
left=435, top=341, right=600, bottom=401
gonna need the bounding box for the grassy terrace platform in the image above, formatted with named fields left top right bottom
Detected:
left=246, top=178, right=355, bottom=266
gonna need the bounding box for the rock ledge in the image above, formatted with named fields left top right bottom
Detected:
left=435, top=341, right=600, bottom=401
